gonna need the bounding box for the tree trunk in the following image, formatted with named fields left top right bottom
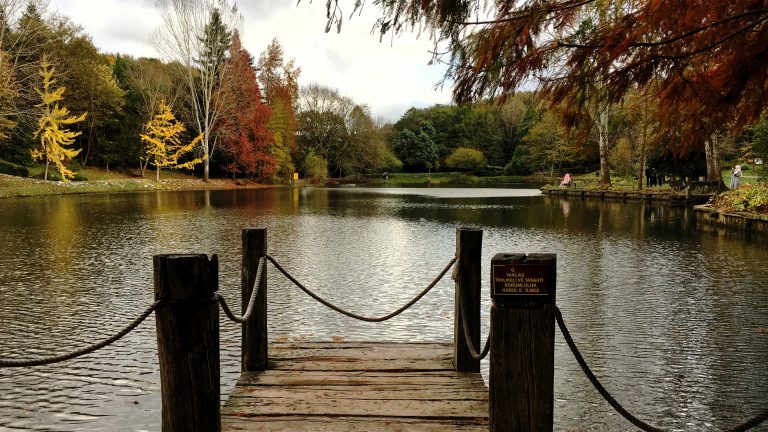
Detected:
left=705, top=136, right=721, bottom=181
left=598, top=108, right=612, bottom=189
left=156, top=166, right=160, bottom=182
left=638, top=101, right=648, bottom=191
left=44, top=161, right=49, bottom=181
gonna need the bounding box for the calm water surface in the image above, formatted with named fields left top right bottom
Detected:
left=0, top=186, right=766, bottom=431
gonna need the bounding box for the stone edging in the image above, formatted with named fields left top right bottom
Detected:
left=540, top=187, right=712, bottom=204
left=694, top=204, right=768, bottom=237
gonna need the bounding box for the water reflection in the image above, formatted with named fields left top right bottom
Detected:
left=0, top=187, right=766, bottom=431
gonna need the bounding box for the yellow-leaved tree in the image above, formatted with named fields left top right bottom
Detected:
left=32, top=56, right=88, bottom=181
left=141, top=100, right=203, bottom=181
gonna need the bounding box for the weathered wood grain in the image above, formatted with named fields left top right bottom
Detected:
left=223, top=416, right=489, bottom=431
left=242, top=228, right=267, bottom=372
left=222, top=342, right=489, bottom=431
left=154, top=254, right=220, bottom=432
left=454, top=227, right=482, bottom=372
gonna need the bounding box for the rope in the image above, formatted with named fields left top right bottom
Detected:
left=0, top=300, right=161, bottom=368
left=216, top=256, right=266, bottom=323
left=266, top=254, right=457, bottom=322
left=555, top=306, right=768, bottom=432
left=456, top=268, right=490, bottom=360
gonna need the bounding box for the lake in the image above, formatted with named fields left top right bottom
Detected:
left=0, top=186, right=766, bottom=431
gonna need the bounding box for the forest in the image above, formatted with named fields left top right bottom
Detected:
left=1, top=0, right=767, bottom=187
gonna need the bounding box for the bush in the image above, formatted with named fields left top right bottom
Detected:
left=304, top=150, right=328, bottom=184
left=0, top=159, right=30, bottom=177
left=712, top=183, right=768, bottom=214
left=70, top=165, right=88, bottom=181
left=445, top=148, right=487, bottom=172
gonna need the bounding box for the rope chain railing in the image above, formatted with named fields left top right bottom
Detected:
left=0, top=300, right=162, bottom=368
left=555, top=306, right=768, bottom=432
left=455, top=263, right=490, bottom=360
left=216, top=256, right=266, bottom=323
left=266, top=254, right=457, bottom=323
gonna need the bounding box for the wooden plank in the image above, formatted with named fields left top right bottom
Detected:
left=222, top=342, right=488, bottom=431
left=270, top=357, right=454, bottom=371
left=235, top=370, right=486, bottom=387
left=222, top=416, right=488, bottom=431
left=223, top=397, right=488, bottom=418
left=269, top=342, right=453, bottom=359
left=228, top=386, right=489, bottom=401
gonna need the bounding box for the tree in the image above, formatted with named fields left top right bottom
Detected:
left=521, top=110, right=573, bottom=179
left=297, top=109, right=348, bottom=175
left=445, top=147, right=486, bottom=172
left=394, top=121, right=438, bottom=172
left=750, top=117, right=768, bottom=166
left=53, top=34, right=126, bottom=168
left=141, top=99, right=203, bottom=181
left=216, top=31, right=274, bottom=180
left=258, top=38, right=300, bottom=182
left=0, top=49, right=18, bottom=140
left=155, top=0, right=240, bottom=181
left=323, top=1, right=768, bottom=155
left=32, top=56, right=87, bottom=181
left=123, top=56, right=182, bottom=175
left=303, top=148, right=328, bottom=183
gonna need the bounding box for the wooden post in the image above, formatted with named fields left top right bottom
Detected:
left=454, top=227, right=482, bottom=372
left=154, top=254, right=220, bottom=432
left=489, top=253, right=556, bottom=432
left=242, top=227, right=268, bottom=371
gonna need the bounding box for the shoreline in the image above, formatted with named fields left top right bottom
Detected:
left=0, top=174, right=279, bottom=199
left=540, top=185, right=715, bottom=204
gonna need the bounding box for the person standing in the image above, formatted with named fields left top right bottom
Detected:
left=730, top=164, right=742, bottom=189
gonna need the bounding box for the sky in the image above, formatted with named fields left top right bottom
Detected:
left=47, top=0, right=454, bottom=122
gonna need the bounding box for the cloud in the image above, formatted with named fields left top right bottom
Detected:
left=49, top=0, right=452, bottom=122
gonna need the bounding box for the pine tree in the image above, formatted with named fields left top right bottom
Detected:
left=141, top=99, right=203, bottom=181
left=32, top=56, right=87, bottom=181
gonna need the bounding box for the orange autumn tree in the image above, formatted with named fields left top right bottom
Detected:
left=323, top=0, right=768, bottom=164
left=258, top=39, right=300, bottom=183
left=216, top=31, right=274, bottom=180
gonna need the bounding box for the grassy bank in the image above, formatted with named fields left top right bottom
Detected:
left=0, top=167, right=274, bottom=199
left=338, top=172, right=529, bottom=186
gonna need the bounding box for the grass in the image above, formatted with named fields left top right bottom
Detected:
left=350, top=172, right=526, bottom=186
left=720, top=164, right=764, bottom=186
left=0, top=165, right=274, bottom=198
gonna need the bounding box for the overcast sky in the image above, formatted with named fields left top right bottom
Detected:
left=47, top=0, right=453, bottom=122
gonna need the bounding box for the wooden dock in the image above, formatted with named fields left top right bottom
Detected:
left=221, top=341, right=489, bottom=431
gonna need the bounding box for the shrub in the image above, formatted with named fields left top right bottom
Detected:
left=0, top=159, right=30, bottom=177
left=304, top=150, right=328, bottom=184
left=70, top=165, right=88, bottom=181
left=712, top=183, right=768, bottom=214
left=445, top=148, right=487, bottom=172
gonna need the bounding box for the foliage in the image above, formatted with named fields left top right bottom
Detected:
left=612, top=138, right=634, bottom=178
left=445, top=147, right=486, bottom=172
left=324, top=0, right=768, bottom=158
left=0, top=50, right=19, bottom=140
left=393, top=121, right=439, bottom=172
left=712, top=184, right=768, bottom=214
left=303, top=149, right=328, bottom=183
left=140, top=100, right=203, bottom=181
left=155, top=0, right=240, bottom=181
left=32, top=57, right=87, bottom=181
left=216, top=31, right=274, bottom=180
left=0, top=158, right=29, bottom=177
left=748, top=117, right=768, bottom=172
left=258, top=39, right=300, bottom=182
